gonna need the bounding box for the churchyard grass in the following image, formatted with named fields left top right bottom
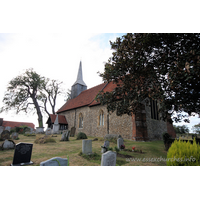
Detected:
left=0, top=134, right=167, bottom=166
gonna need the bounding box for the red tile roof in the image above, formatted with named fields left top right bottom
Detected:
left=48, top=114, right=68, bottom=124
left=57, top=81, right=119, bottom=113
left=2, top=121, right=35, bottom=129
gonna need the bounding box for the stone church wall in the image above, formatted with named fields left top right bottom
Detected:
left=61, top=100, right=170, bottom=141
left=61, top=105, right=133, bottom=139
left=144, top=99, right=167, bottom=140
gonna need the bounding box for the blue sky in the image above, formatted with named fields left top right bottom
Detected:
left=89, top=33, right=126, bottom=49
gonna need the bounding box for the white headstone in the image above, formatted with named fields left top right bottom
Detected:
left=40, top=157, right=68, bottom=166
left=117, top=138, right=124, bottom=149
left=101, top=151, right=116, bottom=166
left=82, top=140, right=92, bottom=155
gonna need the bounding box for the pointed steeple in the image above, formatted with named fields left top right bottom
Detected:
left=72, top=61, right=87, bottom=87
left=71, top=61, right=87, bottom=99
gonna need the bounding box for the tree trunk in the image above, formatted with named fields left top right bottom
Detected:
left=31, top=96, right=44, bottom=128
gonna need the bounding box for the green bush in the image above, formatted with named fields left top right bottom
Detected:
left=167, top=139, right=200, bottom=166
left=114, top=146, right=120, bottom=153
left=76, top=132, right=87, bottom=140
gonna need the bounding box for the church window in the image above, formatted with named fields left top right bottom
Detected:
left=99, top=110, right=104, bottom=126
left=79, top=113, right=83, bottom=128
left=150, top=99, right=159, bottom=120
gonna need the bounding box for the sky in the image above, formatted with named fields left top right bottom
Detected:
left=0, top=33, right=127, bottom=128
left=0, top=33, right=199, bottom=132
left=1, top=0, right=199, bottom=197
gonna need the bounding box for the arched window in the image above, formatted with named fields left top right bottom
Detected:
left=79, top=113, right=83, bottom=128
left=99, top=110, right=104, bottom=126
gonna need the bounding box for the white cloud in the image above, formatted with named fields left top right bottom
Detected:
left=0, top=33, right=117, bottom=127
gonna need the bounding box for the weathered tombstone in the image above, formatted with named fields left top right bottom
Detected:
left=28, top=127, right=33, bottom=132
left=101, top=151, right=116, bottom=166
left=61, top=131, right=69, bottom=141
left=104, top=141, right=109, bottom=148
left=82, top=140, right=92, bottom=155
left=0, top=126, right=4, bottom=134
left=101, top=140, right=110, bottom=153
left=2, top=139, right=15, bottom=149
left=0, top=130, right=10, bottom=141
left=45, top=128, right=52, bottom=135
left=5, top=126, right=11, bottom=132
left=40, top=157, right=68, bottom=166
left=11, top=132, right=19, bottom=140
left=70, top=127, right=76, bottom=137
left=36, top=127, right=44, bottom=133
left=11, top=143, right=33, bottom=166
left=117, top=138, right=124, bottom=150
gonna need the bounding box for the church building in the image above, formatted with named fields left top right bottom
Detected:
left=56, top=61, right=176, bottom=141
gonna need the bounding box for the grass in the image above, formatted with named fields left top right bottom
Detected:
left=0, top=134, right=168, bottom=166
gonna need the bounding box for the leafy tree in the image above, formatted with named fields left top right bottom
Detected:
left=0, top=68, right=45, bottom=127
left=173, top=125, right=189, bottom=134
left=64, top=89, right=71, bottom=102
left=0, top=68, right=64, bottom=128
left=192, top=123, right=200, bottom=134
left=39, top=78, right=64, bottom=116
left=96, top=33, right=200, bottom=122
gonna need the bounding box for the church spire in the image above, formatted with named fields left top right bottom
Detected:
left=72, top=61, right=87, bottom=87
left=71, top=61, right=87, bottom=99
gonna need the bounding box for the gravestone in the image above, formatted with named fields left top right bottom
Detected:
left=82, top=140, right=92, bottom=155
left=2, top=139, right=15, bottom=149
left=104, top=141, right=109, bottom=148
left=45, top=128, right=52, bottom=135
left=101, top=151, right=116, bottom=166
left=70, top=127, right=76, bottom=137
left=40, top=157, right=68, bottom=166
left=61, top=131, right=70, bottom=141
left=101, top=140, right=110, bottom=153
left=0, top=126, right=4, bottom=134
left=5, top=126, right=11, bottom=132
left=11, top=132, right=19, bottom=140
left=36, top=127, right=44, bottom=133
left=11, top=143, right=33, bottom=166
left=0, top=130, right=10, bottom=140
left=117, top=138, right=124, bottom=150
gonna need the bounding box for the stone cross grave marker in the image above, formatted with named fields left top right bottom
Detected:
left=82, top=140, right=92, bottom=155
left=117, top=138, right=124, bottom=150
left=101, top=151, right=116, bottom=166
left=11, top=143, right=33, bottom=166
left=40, top=157, right=68, bottom=166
